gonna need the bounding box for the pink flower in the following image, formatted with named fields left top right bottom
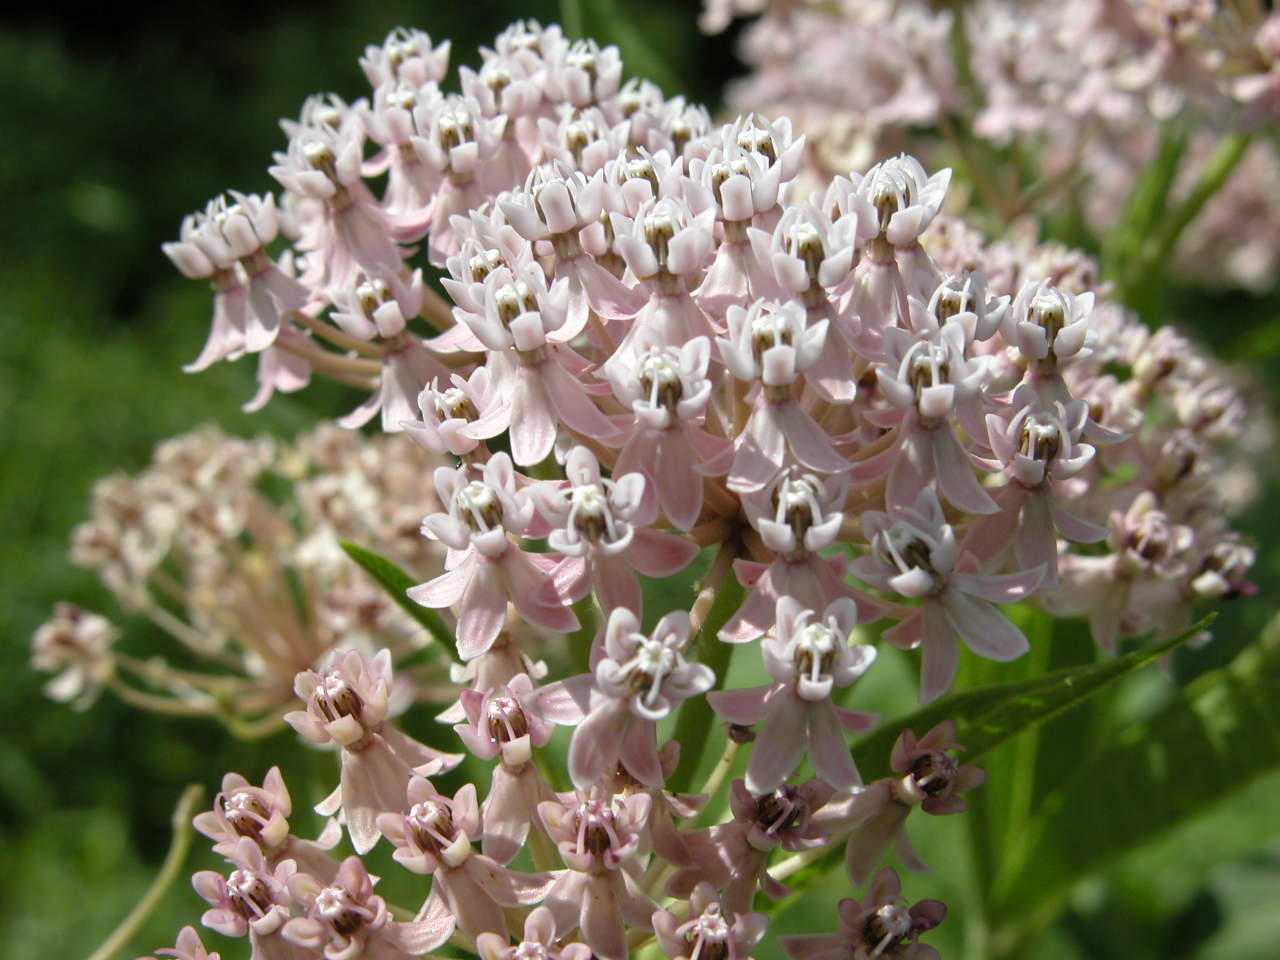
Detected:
left=377, top=777, right=556, bottom=940
left=476, top=907, right=592, bottom=960
left=1041, top=491, right=1195, bottom=654
left=461, top=264, right=622, bottom=465
left=500, top=169, right=646, bottom=327
left=359, top=28, right=451, bottom=88
left=852, top=492, right=1041, bottom=702
left=453, top=675, right=559, bottom=863
left=818, top=721, right=985, bottom=885
left=607, top=338, right=732, bottom=530
left=284, top=856, right=451, bottom=960
left=722, top=468, right=886, bottom=644
left=719, top=299, right=849, bottom=492
left=970, top=384, right=1105, bottom=585
left=605, top=196, right=718, bottom=359
left=192, top=767, right=340, bottom=883
left=867, top=320, right=998, bottom=515
left=539, top=789, right=658, bottom=960
left=709, top=597, right=877, bottom=793
left=561, top=608, right=714, bottom=789
left=192, top=839, right=303, bottom=960
left=653, top=882, right=769, bottom=960
left=409, top=454, right=581, bottom=660
left=779, top=868, right=945, bottom=960
left=534, top=446, right=699, bottom=615
left=668, top=779, right=833, bottom=915
left=139, top=926, right=221, bottom=960
left=284, top=649, right=462, bottom=853
left=331, top=271, right=451, bottom=432
left=30, top=603, right=116, bottom=709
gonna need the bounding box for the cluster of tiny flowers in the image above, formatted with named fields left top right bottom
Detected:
left=711, top=0, right=1280, bottom=289
left=32, top=425, right=451, bottom=730
left=117, top=19, right=1260, bottom=960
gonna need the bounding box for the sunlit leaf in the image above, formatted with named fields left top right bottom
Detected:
left=988, top=615, right=1280, bottom=931
left=339, top=540, right=460, bottom=663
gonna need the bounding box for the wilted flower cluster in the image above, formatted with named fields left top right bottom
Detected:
left=37, top=17, right=1259, bottom=960
left=712, top=0, right=1280, bottom=290
left=32, top=424, right=451, bottom=731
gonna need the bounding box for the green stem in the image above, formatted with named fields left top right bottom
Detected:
left=1145, top=131, right=1252, bottom=273
left=568, top=593, right=601, bottom=676
left=86, top=784, right=203, bottom=960
left=668, top=541, right=745, bottom=792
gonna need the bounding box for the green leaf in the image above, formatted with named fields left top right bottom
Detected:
left=988, top=614, right=1280, bottom=933
left=779, top=615, right=1213, bottom=904
left=338, top=540, right=460, bottom=663
left=853, top=614, right=1215, bottom=781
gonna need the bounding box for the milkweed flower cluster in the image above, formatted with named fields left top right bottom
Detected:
left=712, top=0, right=1280, bottom=291
left=39, top=17, right=1255, bottom=960
left=31, top=424, right=453, bottom=731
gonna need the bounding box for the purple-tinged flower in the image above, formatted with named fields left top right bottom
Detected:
left=779, top=868, right=945, bottom=960
left=404, top=367, right=507, bottom=460
left=462, top=265, right=622, bottom=466
left=164, top=193, right=308, bottom=357
left=849, top=155, right=951, bottom=250
left=867, top=320, right=998, bottom=515
left=560, top=608, right=714, bottom=788
left=746, top=203, right=871, bottom=402
left=377, top=777, right=556, bottom=940
left=192, top=839, right=304, bottom=960
left=1042, top=491, right=1196, bottom=654
left=607, top=338, right=732, bottom=531
left=539, top=789, right=658, bottom=960
left=723, top=468, right=886, bottom=644
left=139, top=926, right=221, bottom=960
left=330, top=271, right=451, bottom=432
left=606, top=196, right=718, bottom=358
left=284, top=649, right=462, bottom=853
left=668, top=779, right=833, bottom=915
left=720, top=299, right=849, bottom=492
left=415, top=95, right=513, bottom=260
left=539, top=106, right=630, bottom=176
left=454, top=674, right=559, bottom=864
left=970, top=384, right=1105, bottom=585
left=476, top=906, right=592, bottom=960
left=818, top=721, right=985, bottom=885
left=924, top=271, right=1006, bottom=341
left=409, top=454, right=581, bottom=660
left=534, top=446, right=699, bottom=615
left=193, top=768, right=341, bottom=883
left=710, top=597, right=876, bottom=793
left=833, top=156, right=949, bottom=349
left=359, top=27, right=451, bottom=88
left=686, top=132, right=801, bottom=321
left=852, top=492, right=1040, bottom=702
left=1003, top=279, right=1095, bottom=395
left=500, top=169, right=646, bottom=326
left=30, top=602, right=116, bottom=709
left=243, top=326, right=313, bottom=413
left=284, top=856, right=450, bottom=960
left=270, top=123, right=405, bottom=295
left=653, top=882, right=769, bottom=960
left=544, top=38, right=623, bottom=108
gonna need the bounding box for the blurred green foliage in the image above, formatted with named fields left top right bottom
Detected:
left=2, top=3, right=1278, bottom=959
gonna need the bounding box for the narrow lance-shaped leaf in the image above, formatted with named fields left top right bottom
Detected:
left=988, top=613, right=1280, bottom=928
left=777, top=615, right=1214, bottom=901
left=339, top=540, right=461, bottom=663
